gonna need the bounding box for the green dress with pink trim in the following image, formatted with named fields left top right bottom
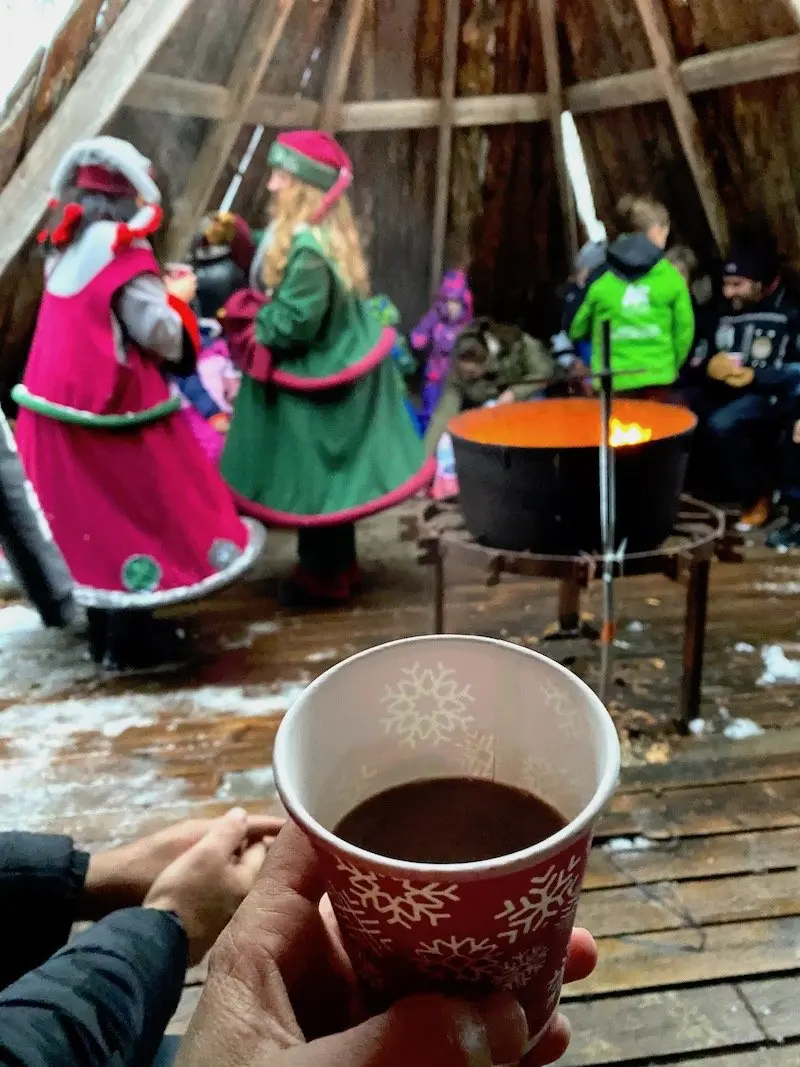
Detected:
left=220, top=227, right=432, bottom=526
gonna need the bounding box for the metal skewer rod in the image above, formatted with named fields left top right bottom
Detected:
left=598, top=319, right=617, bottom=703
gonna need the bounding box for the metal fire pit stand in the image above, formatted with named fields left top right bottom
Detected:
left=400, top=496, right=742, bottom=735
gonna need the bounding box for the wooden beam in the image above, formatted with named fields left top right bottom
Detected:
left=632, top=0, right=728, bottom=250
left=124, top=33, right=800, bottom=131
left=0, top=0, right=200, bottom=279
left=429, top=0, right=461, bottom=294
left=783, top=0, right=800, bottom=29
left=535, top=0, right=579, bottom=261
left=317, top=0, right=367, bottom=132
left=167, top=0, right=299, bottom=260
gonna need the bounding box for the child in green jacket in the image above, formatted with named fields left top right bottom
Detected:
left=569, top=196, right=695, bottom=398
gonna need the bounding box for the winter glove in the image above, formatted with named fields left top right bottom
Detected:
left=203, top=212, right=238, bottom=247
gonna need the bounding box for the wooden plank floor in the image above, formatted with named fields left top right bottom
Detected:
left=1, top=508, right=800, bottom=1064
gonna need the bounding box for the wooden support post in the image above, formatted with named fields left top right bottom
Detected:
left=317, top=0, right=367, bottom=131
left=632, top=0, right=728, bottom=251
left=0, top=0, right=200, bottom=278
left=535, top=0, right=579, bottom=262
left=167, top=0, right=299, bottom=260
left=429, top=0, right=461, bottom=297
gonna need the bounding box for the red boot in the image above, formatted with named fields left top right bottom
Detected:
left=279, top=565, right=351, bottom=609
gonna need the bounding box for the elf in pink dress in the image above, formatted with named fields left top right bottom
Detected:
left=13, top=136, right=266, bottom=668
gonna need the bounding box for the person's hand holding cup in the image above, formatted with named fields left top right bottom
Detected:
left=273, top=635, right=619, bottom=1051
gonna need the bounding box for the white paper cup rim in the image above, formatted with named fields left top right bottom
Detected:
left=274, top=635, right=621, bottom=880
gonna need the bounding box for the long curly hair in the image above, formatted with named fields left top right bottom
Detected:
left=264, top=177, right=370, bottom=296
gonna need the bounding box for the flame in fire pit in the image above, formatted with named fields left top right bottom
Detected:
left=609, top=418, right=653, bottom=448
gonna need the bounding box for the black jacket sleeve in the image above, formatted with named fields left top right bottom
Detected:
left=0, top=908, right=187, bottom=1067
left=0, top=834, right=89, bottom=991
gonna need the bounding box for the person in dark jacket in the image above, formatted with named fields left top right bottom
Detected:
left=0, top=810, right=282, bottom=1067
left=698, top=235, right=800, bottom=533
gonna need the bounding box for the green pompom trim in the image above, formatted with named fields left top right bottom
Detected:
left=12, top=385, right=181, bottom=429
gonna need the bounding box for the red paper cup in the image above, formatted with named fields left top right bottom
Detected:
left=273, top=635, right=619, bottom=1045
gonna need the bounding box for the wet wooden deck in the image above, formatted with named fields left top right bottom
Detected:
left=1, top=508, right=799, bottom=1064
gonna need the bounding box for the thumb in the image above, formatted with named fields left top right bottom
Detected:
left=235, top=840, right=268, bottom=887
left=200, top=807, right=249, bottom=858
left=284, top=992, right=528, bottom=1067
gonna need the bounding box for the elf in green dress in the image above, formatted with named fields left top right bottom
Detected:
left=212, top=131, right=434, bottom=607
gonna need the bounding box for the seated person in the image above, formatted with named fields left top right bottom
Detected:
left=699, top=233, right=800, bottom=532
left=0, top=811, right=282, bottom=1067
left=424, top=317, right=555, bottom=453
left=569, top=196, right=694, bottom=400
left=424, top=319, right=555, bottom=500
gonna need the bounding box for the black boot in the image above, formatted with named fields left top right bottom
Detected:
left=104, top=611, right=189, bottom=670
left=86, top=608, right=110, bottom=666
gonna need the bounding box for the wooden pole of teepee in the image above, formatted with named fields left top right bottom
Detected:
left=318, top=0, right=367, bottom=132
left=0, top=0, right=201, bottom=277
left=429, top=0, right=461, bottom=297
left=536, top=0, right=580, bottom=263
left=632, top=0, right=728, bottom=251
left=167, top=0, right=299, bottom=260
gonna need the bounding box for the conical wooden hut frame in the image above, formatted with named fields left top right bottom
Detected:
left=0, top=0, right=799, bottom=390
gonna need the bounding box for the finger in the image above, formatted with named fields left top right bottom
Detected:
left=288, top=992, right=528, bottom=1067
left=248, top=820, right=326, bottom=907
left=522, top=1014, right=571, bottom=1067
left=201, top=807, right=249, bottom=858
left=245, top=814, right=287, bottom=842
left=236, top=840, right=268, bottom=887
left=563, top=927, right=598, bottom=985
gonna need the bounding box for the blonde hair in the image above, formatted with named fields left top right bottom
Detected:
left=264, top=177, right=370, bottom=296
left=616, top=194, right=670, bottom=234
left=666, top=244, right=698, bottom=280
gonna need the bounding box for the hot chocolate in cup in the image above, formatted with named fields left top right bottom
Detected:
left=273, top=635, right=620, bottom=1047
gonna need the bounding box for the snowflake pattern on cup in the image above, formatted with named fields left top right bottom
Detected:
left=520, top=755, right=578, bottom=812
left=455, top=729, right=495, bottom=778
left=336, top=858, right=460, bottom=929
left=413, top=936, right=550, bottom=989
left=329, top=887, right=393, bottom=957
left=541, top=679, right=581, bottom=739
left=494, top=854, right=582, bottom=943
left=416, top=936, right=501, bottom=983
left=381, top=662, right=475, bottom=748
left=546, top=962, right=567, bottom=1009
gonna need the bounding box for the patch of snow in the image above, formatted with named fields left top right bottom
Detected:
left=723, top=718, right=763, bottom=741
left=689, top=718, right=706, bottom=736
left=0, top=679, right=307, bottom=835
left=614, top=639, right=632, bottom=650
left=0, top=680, right=309, bottom=754
left=627, top=621, right=645, bottom=633
left=734, top=642, right=756, bottom=654
left=218, top=619, right=280, bottom=651
left=755, top=582, right=800, bottom=596
left=305, top=647, right=340, bottom=663
left=758, top=645, right=800, bottom=686
left=602, top=836, right=654, bottom=853
left=0, top=604, right=42, bottom=636
left=0, top=558, right=18, bottom=595
left=216, top=766, right=275, bottom=801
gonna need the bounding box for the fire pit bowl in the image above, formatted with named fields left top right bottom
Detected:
left=449, top=397, right=697, bottom=554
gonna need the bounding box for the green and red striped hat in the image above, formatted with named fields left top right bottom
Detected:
left=267, top=130, right=353, bottom=223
